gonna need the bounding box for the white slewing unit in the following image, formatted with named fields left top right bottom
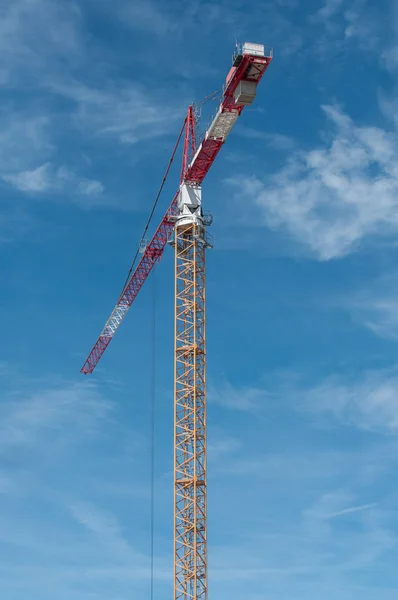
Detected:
left=177, top=184, right=202, bottom=224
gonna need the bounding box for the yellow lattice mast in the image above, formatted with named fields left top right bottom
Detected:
left=171, top=104, right=213, bottom=600
left=173, top=194, right=211, bottom=600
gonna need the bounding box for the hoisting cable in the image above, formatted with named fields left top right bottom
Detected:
left=197, top=87, right=223, bottom=106
left=119, top=89, right=221, bottom=298
left=150, top=267, right=157, bottom=600
left=120, top=116, right=188, bottom=295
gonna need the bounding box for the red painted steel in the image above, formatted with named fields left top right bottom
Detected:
left=81, top=192, right=179, bottom=374
left=81, top=48, right=272, bottom=374
left=180, top=105, right=196, bottom=184
left=184, top=53, right=272, bottom=184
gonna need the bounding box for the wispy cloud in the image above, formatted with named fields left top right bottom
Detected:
left=115, top=0, right=173, bottom=36
left=304, top=490, right=376, bottom=521
left=330, top=503, right=377, bottom=518
left=3, top=164, right=51, bottom=193
left=360, top=299, right=398, bottom=340
left=307, top=0, right=381, bottom=60
left=211, top=364, right=398, bottom=434
left=0, top=111, right=52, bottom=172
left=380, top=0, right=398, bottom=72
left=237, top=127, right=296, bottom=150
left=209, top=455, right=396, bottom=599
left=2, top=162, right=105, bottom=204
left=208, top=380, right=272, bottom=411
left=50, top=79, right=183, bottom=145
left=301, top=366, right=398, bottom=432
left=299, top=489, right=394, bottom=571
left=347, top=279, right=398, bottom=340
left=312, top=0, right=345, bottom=21
left=208, top=430, right=241, bottom=461
left=383, top=45, right=398, bottom=72
left=69, top=501, right=140, bottom=562
left=0, top=380, right=112, bottom=451
left=228, top=105, right=398, bottom=260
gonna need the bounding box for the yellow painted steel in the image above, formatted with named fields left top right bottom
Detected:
left=174, top=221, right=207, bottom=600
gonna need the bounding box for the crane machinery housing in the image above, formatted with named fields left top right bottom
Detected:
left=81, top=41, right=272, bottom=600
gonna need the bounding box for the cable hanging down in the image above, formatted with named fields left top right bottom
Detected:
left=150, top=267, right=157, bottom=600
left=121, top=89, right=221, bottom=295
left=120, top=116, right=188, bottom=294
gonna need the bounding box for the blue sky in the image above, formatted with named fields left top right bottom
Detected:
left=1, top=0, right=398, bottom=598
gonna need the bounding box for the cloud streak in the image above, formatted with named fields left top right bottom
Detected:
left=0, top=380, right=112, bottom=451
left=330, top=503, right=377, bottom=518
left=50, top=79, right=183, bottom=145
left=2, top=163, right=105, bottom=205
left=208, top=380, right=272, bottom=411
left=300, top=366, right=398, bottom=432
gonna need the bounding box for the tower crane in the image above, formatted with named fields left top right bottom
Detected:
left=81, top=42, right=272, bottom=600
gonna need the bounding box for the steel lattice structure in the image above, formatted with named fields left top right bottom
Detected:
left=80, top=41, right=272, bottom=600
left=174, top=221, right=207, bottom=600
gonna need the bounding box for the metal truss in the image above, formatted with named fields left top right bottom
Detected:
left=174, top=221, right=207, bottom=600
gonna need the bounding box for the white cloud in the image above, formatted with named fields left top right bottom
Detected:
left=211, top=365, right=398, bottom=434
left=310, top=0, right=373, bottom=41
left=2, top=163, right=52, bottom=192
left=314, top=0, right=345, bottom=20
left=209, top=466, right=396, bottom=598
left=0, top=112, right=52, bottom=172
left=331, top=503, right=377, bottom=518
left=0, top=380, right=112, bottom=450
left=336, top=274, right=398, bottom=340
left=303, top=366, right=398, bottom=432
left=353, top=297, right=398, bottom=340
left=0, top=0, right=177, bottom=146
left=343, top=7, right=376, bottom=44
left=208, top=380, right=272, bottom=411
left=69, top=501, right=139, bottom=562
left=304, top=490, right=376, bottom=521
left=49, top=79, right=183, bottom=145
left=379, top=0, right=398, bottom=72
left=2, top=162, right=105, bottom=203
left=78, top=179, right=104, bottom=196
left=208, top=432, right=241, bottom=461
left=229, top=105, right=398, bottom=260
left=383, top=45, right=398, bottom=71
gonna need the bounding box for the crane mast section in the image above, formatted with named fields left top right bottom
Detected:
left=174, top=220, right=207, bottom=600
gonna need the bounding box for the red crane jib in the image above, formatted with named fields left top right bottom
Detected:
left=80, top=193, right=179, bottom=374
left=184, top=53, right=271, bottom=184
left=81, top=49, right=272, bottom=374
